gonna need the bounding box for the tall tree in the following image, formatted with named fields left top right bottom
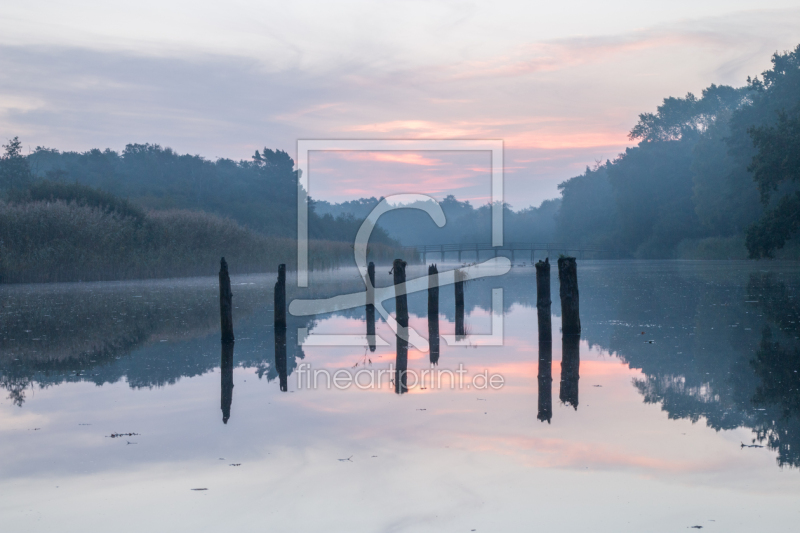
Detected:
left=745, top=109, right=800, bottom=257
left=0, top=137, right=32, bottom=192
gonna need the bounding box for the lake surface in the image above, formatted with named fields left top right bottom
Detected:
left=1, top=260, right=799, bottom=532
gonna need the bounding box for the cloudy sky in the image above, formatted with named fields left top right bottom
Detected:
left=1, top=1, right=799, bottom=208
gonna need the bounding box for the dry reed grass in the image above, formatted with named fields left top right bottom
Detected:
left=0, top=200, right=400, bottom=283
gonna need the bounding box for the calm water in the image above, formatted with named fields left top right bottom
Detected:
left=1, top=261, right=799, bottom=532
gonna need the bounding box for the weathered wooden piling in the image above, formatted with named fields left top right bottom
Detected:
left=455, top=269, right=466, bottom=338
left=219, top=257, right=234, bottom=342
left=557, top=257, right=581, bottom=336
left=428, top=264, right=440, bottom=365
left=536, top=258, right=553, bottom=421
left=274, top=264, right=286, bottom=328
left=393, top=259, right=408, bottom=394
left=535, top=258, right=552, bottom=342
left=559, top=335, right=580, bottom=409
left=220, top=340, right=234, bottom=424
left=367, top=262, right=376, bottom=353
left=537, top=340, right=552, bottom=423
left=274, top=324, right=288, bottom=392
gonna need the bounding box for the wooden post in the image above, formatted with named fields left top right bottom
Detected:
left=220, top=340, right=234, bottom=423
left=535, top=258, right=552, bottom=342
left=455, top=269, right=466, bottom=338
left=537, top=340, right=552, bottom=423
left=557, top=257, right=581, bottom=336
left=428, top=264, right=440, bottom=365
left=393, top=259, right=408, bottom=394
left=219, top=257, right=234, bottom=342
left=559, top=335, right=580, bottom=409
left=274, top=264, right=286, bottom=328
left=366, top=262, right=376, bottom=353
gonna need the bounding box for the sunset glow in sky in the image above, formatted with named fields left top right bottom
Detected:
left=2, top=1, right=800, bottom=206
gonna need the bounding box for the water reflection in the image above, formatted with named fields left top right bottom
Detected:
left=455, top=269, right=465, bottom=339
left=747, top=274, right=800, bottom=467
left=393, top=259, right=409, bottom=395
left=367, top=262, right=376, bottom=353
left=599, top=267, right=800, bottom=469
left=3, top=264, right=800, bottom=470
left=0, top=276, right=310, bottom=405
left=221, top=341, right=234, bottom=423
left=559, top=336, right=580, bottom=410
left=537, top=340, right=552, bottom=423
left=274, top=325, right=288, bottom=392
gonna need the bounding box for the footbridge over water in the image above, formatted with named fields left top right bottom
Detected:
left=402, top=242, right=619, bottom=263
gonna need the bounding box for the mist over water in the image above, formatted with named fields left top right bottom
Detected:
left=2, top=261, right=799, bottom=531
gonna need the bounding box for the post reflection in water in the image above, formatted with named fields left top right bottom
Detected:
left=395, top=335, right=408, bottom=394
left=455, top=269, right=466, bottom=340
left=274, top=325, right=288, bottom=392
left=428, top=264, right=440, bottom=365
left=220, top=341, right=234, bottom=424
left=7, top=264, right=800, bottom=476
left=366, top=262, right=376, bottom=353
left=559, top=335, right=580, bottom=409
left=537, top=340, right=553, bottom=423
left=393, top=259, right=409, bottom=394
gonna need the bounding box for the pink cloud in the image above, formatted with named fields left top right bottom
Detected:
left=345, top=120, right=490, bottom=138
left=445, top=30, right=732, bottom=81
left=322, top=151, right=443, bottom=167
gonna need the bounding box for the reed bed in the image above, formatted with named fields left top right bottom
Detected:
left=0, top=200, right=400, bottom=283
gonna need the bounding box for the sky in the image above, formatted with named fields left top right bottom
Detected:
left=1, top=1, right=800, bottom=208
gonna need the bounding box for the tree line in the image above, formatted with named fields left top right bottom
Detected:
left=318, top=45, right=800, bottom=258
left=556, top=45, right=800, bottom=259
left=314, top=195, right=560, bottom=246
left=2, top=44, right=798, bottom=259
left=0, top=142, right=397, bottom=246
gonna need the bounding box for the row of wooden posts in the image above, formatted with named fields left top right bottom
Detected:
left=218, top=257, right=289, bottom=422
left=218, top=257, right=468, bottom=352
left=219, top=257, right=288, bottom=344
left=535, top=257, right=581, bottom=422
left=217, top=255, right=580, bottom=414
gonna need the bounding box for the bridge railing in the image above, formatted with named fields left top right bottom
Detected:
left=401, top=243, right=616, bottom=255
